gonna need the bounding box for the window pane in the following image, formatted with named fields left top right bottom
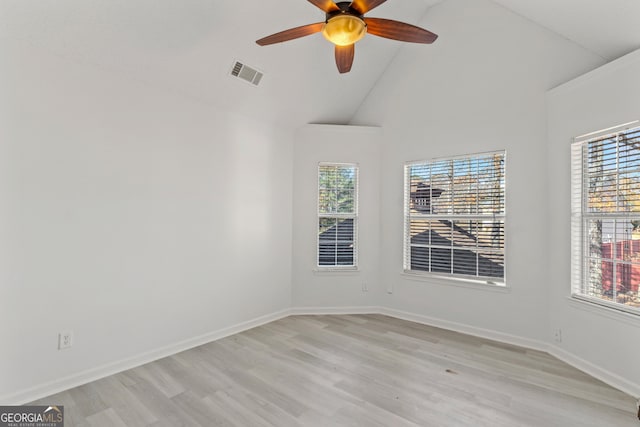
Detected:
left=452, top=158, right=478, bottom=214
left=587, top=219, right=603, bottom=258
left=319, top=217, right=337, bottom=237
left=588, top=173, right=616, bottom=213
left=477, top=221, right=504, bottom=250
left=318, top=246, right=336, bottom=266
left=453, top=249, right=477, bottom=275
left=587, top=132, right=640, bottom=214
left=430, top=248, right=452, bottom=273
left=337, top=189, right=356, bottom=213
left=478, top=251, right=504, bottom=279
left=408, top=164, right=432, bottom=214
left=318, top=165, right=356, bottom=214
left=478, top=154, right=505, bottom=215
left=336, top=243, right=354, bottom=265
left=589, top=260, right=614, bottom=298
left=619, top=139, right=640, bottom=173
left=430, top=160, right=452, bottom=214
left=429, top=220, right=452, bottom=247
left=410, top=246, right=430, bottom=271
left=452, top=220, right=477, bottom=248
left=409, top=220, right=430, bottom=245
left=616, top=220, right=640, bottom=262
left=615, top=263, right=640, bottom=308
left=318, top=188, right=337, bottom=214
left=618, top=174, right=640, bottom=212
left=318, top=217, right=337, bottom=266
left=616, top=263, right=635, bottom=293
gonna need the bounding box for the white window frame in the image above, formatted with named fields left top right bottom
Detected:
left=403, top=151, right=506, bottom=285
left=571, top=121, right=640, bottom=315
left=317, top=162, right=359, bottom=270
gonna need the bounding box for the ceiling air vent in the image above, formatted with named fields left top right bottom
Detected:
left=230, top=61, right=263, bottom=87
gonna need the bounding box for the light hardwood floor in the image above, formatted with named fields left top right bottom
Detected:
left=32, top=314, right=639, bottom=426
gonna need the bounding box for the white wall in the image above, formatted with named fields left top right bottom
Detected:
left=350, top=0, right=604, bottom=343
left=292, top=125, right=382, bottom=309
left=3, top=0, right=638, bottom=405
left=547, top=49, right=640, bottom=396
left=0, top=38, right=293, bottom=402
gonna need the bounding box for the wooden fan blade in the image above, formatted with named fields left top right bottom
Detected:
left=365, top=18, right=438, bottom=44
left=307, top=0, right=340, bottom=13
left=349, top=0, right=387, bottom=15
left=256, top=22, right=324, bottom=46
left=335, top=44, right=355, bottom=73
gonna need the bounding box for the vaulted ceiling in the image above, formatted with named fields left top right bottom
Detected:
left=2, top=0, right=639, bottom=127
left=492, top=0, right=640, bottom=62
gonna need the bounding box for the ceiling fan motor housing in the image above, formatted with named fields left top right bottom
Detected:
left=327, top=2, right=365, bottom=20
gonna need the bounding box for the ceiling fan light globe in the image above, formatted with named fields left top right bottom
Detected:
left=322, top=15, right=367, bottom=46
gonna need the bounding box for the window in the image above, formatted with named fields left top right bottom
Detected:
left=404, top=152, right=506, bottom=284
left=317, top=163, right=358, bottom=268
left=571, top=123, right=640, bottom=313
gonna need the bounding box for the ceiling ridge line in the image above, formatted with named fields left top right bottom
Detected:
left=347, top=0, right=446, bottom=125
left=487, top=0, right=608, bottom=63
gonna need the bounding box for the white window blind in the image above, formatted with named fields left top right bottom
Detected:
left=571, top=123, right=640, bottom=314
left=318, top=163, right=358, bottom=268
left=404, top=152, right=506, bottom=283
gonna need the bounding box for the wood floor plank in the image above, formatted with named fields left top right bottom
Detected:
left=86, top=408, right=128, bottom=427
left=31, top=315, right=639, bottom=426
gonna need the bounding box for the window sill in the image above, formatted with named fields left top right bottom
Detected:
left=400, top=271, right=510, bottom=293
left=568, top=295, right=640, bottom=327
left=313, top=268, right=360, bottom=276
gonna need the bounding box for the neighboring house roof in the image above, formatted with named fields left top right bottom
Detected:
left=411, top=219, right=504, bottom=278
left=318, top=218, right=355, bottom=265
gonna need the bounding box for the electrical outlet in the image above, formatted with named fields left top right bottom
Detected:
left=387, top=283, right=394, bottom=294
left=361, top=282, right=368, bottom=292
left=553, top=328, right=562, bottom=343
left=58, top=331, right=73, bottom=350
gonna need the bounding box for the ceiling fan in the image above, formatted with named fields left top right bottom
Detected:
left=256, top=0, right=438, bottom=74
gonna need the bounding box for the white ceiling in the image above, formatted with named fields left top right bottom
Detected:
left=1, top=0, right=639, bottom=126
left=494, top=0, right=640, bottom=61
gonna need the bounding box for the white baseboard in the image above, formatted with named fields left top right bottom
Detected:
left=378, top=307, right=550, bottom=353
left=291, top=306, right=640, bottom=399
left=5, top=306, right=639, bottom=405
left=291, top=307, right=639, bottom=398
left=1, top=308, right=292, bottom=405
left=378, top=307, right=639, bottom=399
left=289, top=306, right=383, bottom=315
left=292, top=306, right=548, bottom=352
left=548, top=345, right=640, bottom=399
